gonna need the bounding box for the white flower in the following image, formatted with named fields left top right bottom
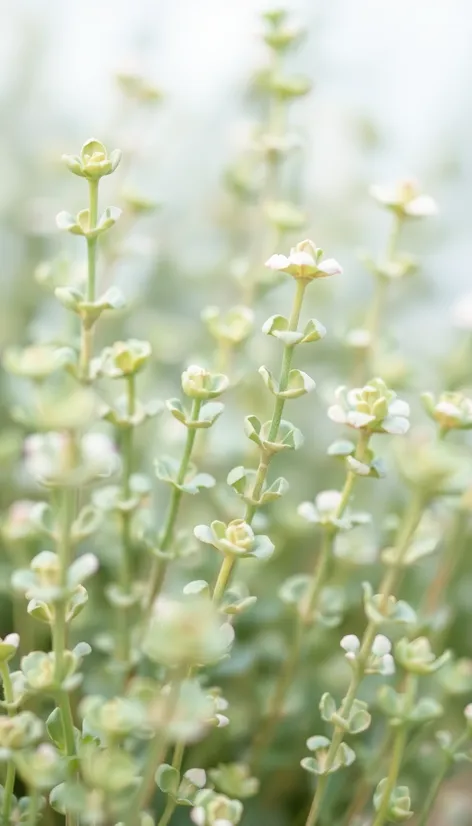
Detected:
left=371, top=635, right=392, bottom=658
left=370, top=180, right=437, bottom=218
left=340, top=634, right=360, bottom=661
left=422, top=391, right=472, bottom=431
left=328, top=379, right=410, bottom=436
left=378, top=654, right=395, bottom=676
left=265, top=239, right=342, bottom=281
left=191, top=808, right=206, bottom=826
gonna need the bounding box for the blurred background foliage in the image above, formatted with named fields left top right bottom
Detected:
left=1, top=1, right=472, bottom=824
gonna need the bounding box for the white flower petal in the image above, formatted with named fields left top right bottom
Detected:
left=405, top=195, right=438, bottom=217
left=315, top=490, right=342, bottom=514
left=435, top=401, right=461, bottom=419
left=372, top=634, right=391, bottom=657
left=340, top=634, right=360, bottom=654
left=382, top=416, right=410, bottom=435
left=265, top=253, right=290, bottom=271
left=369, top=184, right=396, bottom=206
left=389, top=399, right=410, bottom=417
left=379, top=654, right=395, bottom=675
left=327, top=404, right=347, bottom=424
left=289, top=251, right=316, bottom=268
left=297, top=501, right=318, bottom=522
left=191, top=807, right=206, bottom=826
left=346, top=411, right=376, bottom=429
left=317, top=257, right=343, bottom=277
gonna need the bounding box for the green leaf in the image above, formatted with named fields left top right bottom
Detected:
left=155, top=763, right=180, bottom=795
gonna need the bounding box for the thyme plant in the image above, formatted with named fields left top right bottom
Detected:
left=0, top=9, right=471, bottom=826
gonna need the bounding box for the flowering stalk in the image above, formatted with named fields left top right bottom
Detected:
left=249, top=431, right=371, bottom=769
left=59, top=139, right=122, bottom=383
left=240, top=240, right=341, bottom=524
left=53, top=482, right=77, bottom=763
left=371, top=675, right=417, bottom=826
left=146, top=396, right=203, bottom=611
left=124, top=673, right=183, bottom=826
left=353, top=181, right=437, bottom=383
left=156, top=567, right=234, bottom=826
left=416, top=724, right=470, bottom=826
left=303, top=489, right=425, bottom=826
left=0, top=654, right=17, bottom=824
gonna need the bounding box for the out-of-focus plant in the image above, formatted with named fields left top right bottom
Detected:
left=0, top=7, right=471, bottom=826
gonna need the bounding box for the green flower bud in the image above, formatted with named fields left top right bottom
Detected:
left=14, top=743, right=64, bottom=790
left=0, top=711, right=43, bottom=752
left=209, top=763, right=259, bottom=799
left=191, top=790, right=243, bottom=826
left=194, top=520, right=274, bottom=560
left=62, top=139, right=122, bottom=181
left=142, top=598, right=234, bottom=669
left=201, top=306, right=254, bottom=345
left=80, top=695, right=147, bottom=741
left=98, top=340, right=152, bottom=379
left=181, top=365, right=229, bottom=400
left=395, top=637, right=450, bottom=675
left=394, top=431, right=467, bottom=494
left=3, top=345, right=67, bottom=381
left=0, top=633, right=20, bottom=663
left=115, top=71, right=163, bottom=104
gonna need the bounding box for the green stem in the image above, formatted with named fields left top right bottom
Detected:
left=156, top=738, right=186, bottom=826
left=156, top=552, right=236, bottom=826
left=80, top=179, right=99, bottom=381
left=118, top=374, right=136, bottom=664
left=372, top=676, right=416, bottom=826
left=249, top=431, right=370, bottom=769
left=1, top=664, right=15, bottom=824
left=146, top=398, right=202, bottom=611
left=363, top=213, right=403, bottom=380
left=27, top=789, right=40, bottom=826
left=372, top=727, right=408, bottom=826
left=125, top=676, right=182, bottom=826
left=86, top=180, right=99, bottom=301
left=52, top=486, right=77, bottom=793
left=212, top=555, right=235, bottom=604
left=415, top=731, right=468, bottom=826
left=304, top=491, right=425, bottom=826
left=245, top=279, right=307, bottom=523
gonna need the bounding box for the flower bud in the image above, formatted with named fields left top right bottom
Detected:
left=62, top=139, right=121, bottom=181
left=181, top=366, right=229, bottom=400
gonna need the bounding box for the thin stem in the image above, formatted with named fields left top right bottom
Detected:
left=146, top=398, right=202, bottom=611
left=415, top=731, right=468, bottom=826
left=249, top=431, right=370, bottom=770
left=125, top=675, right=182, bottom=826
left=245, top=279, right=307, bottom=523
left=118, top=374, right=136, bottom=664
left=156, top=553, right=236, bottom=826
left=361, top=212, right=403, bottom=382
left=372, top=676, right=417, bottom=826
left=27, top=789, right=40, bottom=826
left=1, top=663, right=15, bottom=824
left=52, top=486, right=77, bottom=785
left=86, top=180, right=99, bottom=301
left=372, top=727, right=408, bottom=826
left=304, top=491, right=426, bottom=826
left=80, top=179, right=99, bottom=381
left=212, top=555, right=235, bottom=604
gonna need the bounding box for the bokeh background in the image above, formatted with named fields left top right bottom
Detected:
left=1, top=1, right=472, bottom=824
